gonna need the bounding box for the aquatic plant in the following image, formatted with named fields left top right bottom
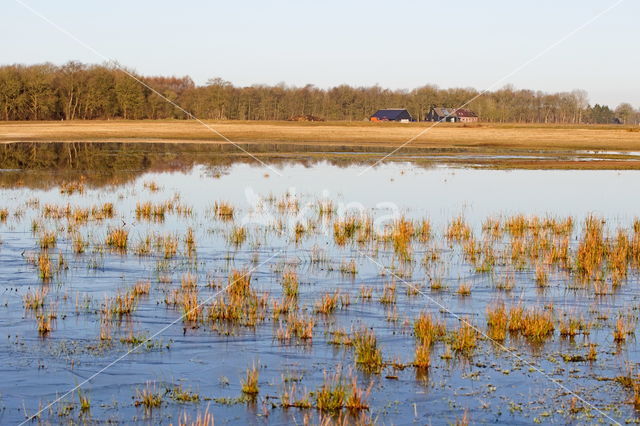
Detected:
left=241, top=364, right=259, bottom=396
left=105, top=227, right=128, bottom=250
left=214, top=201, right=234, bottom=220
left=451, top=320, right=477, bottom=355
left=352, top=328, right=383, bottom=373
left=315, top=292, right=340, bottom=314
left=282, top=269, right=299, bottom=298
left=135, top=382, right=163, bottom=411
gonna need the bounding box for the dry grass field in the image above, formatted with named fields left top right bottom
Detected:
left=2, top=120, right=640, bottom=152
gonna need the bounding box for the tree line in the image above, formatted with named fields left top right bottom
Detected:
left=1, top=62, right=638, bottom=124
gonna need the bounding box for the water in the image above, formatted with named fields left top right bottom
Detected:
left=0, top=143, right=639, bottom=425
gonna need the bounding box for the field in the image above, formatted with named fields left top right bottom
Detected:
left=2, top=120, right=640, bottom=150
left=1, top=142, right=640, bottom=424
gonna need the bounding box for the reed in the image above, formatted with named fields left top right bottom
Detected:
left=229, top=226, right=247, bottom=246
left=161, top=234, right=179, bottom=259
left=241, top=364, right=260, bottom=395
left=379, top=282, right=396, bottom=305
left=317, top=199, right=335, bottom=217
left=169, top=385, right=200, bottom=403
left=486, top=302, right=508, bottom=341
left=177, top=407, right=215, bottom=426
left=99, top=317, right=112, bottom=341
left=416, top=219, right=432, bottom=243
left=451, top=321, right=477, bottom=355
left=282, top=270, right=299, bottom=298
left=315, top=371, right=346, bottom=412
left=535, top=264, right=549, bottom=287
left=414, top=341, right=431, bottom=368
left=181, top=289, right=202, bottom=323
left=143, top=180, right=160, bottom=192
left=457, top=282, right=471, bottom=296
left=521, top=308, right=555, bottom=342
left=39, top=230, right=56, bottom=249
left=359, top=286, right=373, bottom=300
left=281, top=381, right=312, bottom=409
left=60, top=179, right=85, bottom=195
left=132, top=280, right=151, bottom=297
left=613, top=317, right=627, bottom=343
left=214, top=201, right=235, bottom=220
left=38, top=252, right=52, bottom=280
left=345, top=377, right=371, bottom=411
left=72, top=233, right=87, bottom=254
left=136, top=201, right=167, bottom=221
left=105, top=227, right=128, bottom=250
left=414, top=313, right=446, bottom=344
left=445, top=216, right=472, bottom=241
left=23, top=287, right=47, bottom=310
left=315, top=292, right=340, bottom=314
left=135, top=382, right=163, bottom=411
left=77, top=390, right=91, bottom=413
left=133, top=235, right=152, bottom=256
left=185, top=227, right=196, bottom=255
left=112, top=290, right=136, bottom=316
left=353, top=328, right=383, bottom=373
left=36, top=312, right=53, bottom=335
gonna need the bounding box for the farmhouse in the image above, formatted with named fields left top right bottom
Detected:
left=427, top=107, right=478, bottom=123
left=370, top=108, right=413, bottom=122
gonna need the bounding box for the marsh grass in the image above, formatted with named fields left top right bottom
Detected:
left=451, top=321, right=477, bottom=355
left=414, top=341, right=431, bottom=369
left=23, top=287, right=47, bottom=310
left=105, top=227, right=128, bottom=251
left=315, top=371, right=346, bottom=412
left=38, top=230, right=56, bottom=249
left=456, top=282, right=471, bottom=296
left=77, top=390, right=91, bottom=413
left=169, top=385, right=200, bottom=403
left=486, top=303, right=508, bottom=342
left=36, top=311, right=54, bottom=335
left=229, top=226, right=247, bottom=246
left=379, top=282, right=396, bottom=305
left=315, top=292, right=340, bottom=314
left=214, top=201, right=234, bottom=220
left=282, top=270, right=299, bottom=298
left=132, top=280, right=151, bottom=297
left=72, top=233, right=87, bottom=254
left=281, top=381, right=312, bottom=409
left=136, top=201, right=167, bottom=221
left=353, top=328, right=383, bottom=373
left=177, top=407, right=215, bottom=426
left=521, top=308, right=555, bottom=342
left=37, top=252, right=52, bottom=280
left=241, top=364, right=260, bottom=396
left=135, top=382, right=163, bottom=411
left=414, top=313, right=446, bottom=344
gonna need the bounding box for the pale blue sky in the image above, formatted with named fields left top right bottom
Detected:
left=2, top=0, right=638, bottom=107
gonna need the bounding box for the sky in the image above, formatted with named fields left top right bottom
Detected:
left=2, top=0, right=639, bottom=107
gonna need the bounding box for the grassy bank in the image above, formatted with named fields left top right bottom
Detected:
left=1, top=120, right=640, bottom=152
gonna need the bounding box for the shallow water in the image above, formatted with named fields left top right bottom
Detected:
left=0, top=143, right=639, bottom=425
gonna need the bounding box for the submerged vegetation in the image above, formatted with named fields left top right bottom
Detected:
left=4, top=161, right=640, bottom=425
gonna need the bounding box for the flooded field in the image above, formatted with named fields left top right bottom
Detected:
left=2, top=143, right=640, bottom=425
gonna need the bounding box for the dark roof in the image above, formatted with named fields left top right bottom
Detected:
left=455, top=108, right=478, bottom=118
left=371, top=109, right=411, bottom=120
left=431, top=107, right=477, bottom=118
